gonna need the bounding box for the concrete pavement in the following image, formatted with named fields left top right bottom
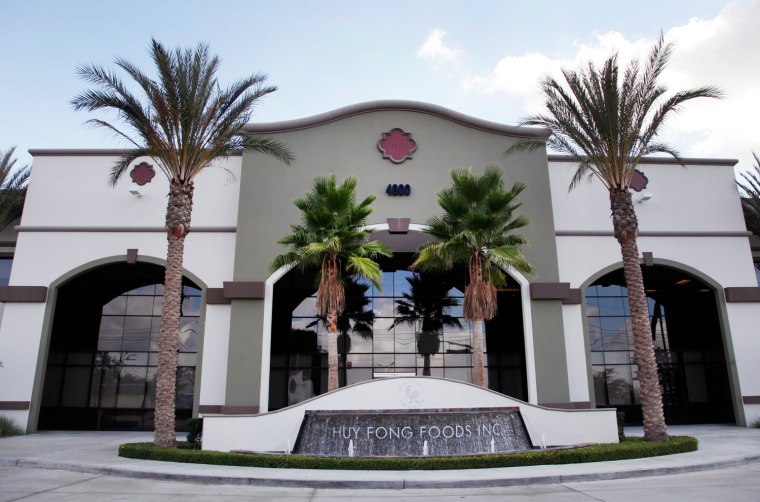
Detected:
left=0, top=424, right=759, bottom=490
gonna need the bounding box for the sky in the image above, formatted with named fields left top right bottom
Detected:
left=1, top=0, right=758, bottom=175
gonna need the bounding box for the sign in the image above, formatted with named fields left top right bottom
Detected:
left=292, top=408, right=532, bottom=457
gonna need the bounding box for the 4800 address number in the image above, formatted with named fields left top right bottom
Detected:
left=386, top=184, right=411, bottom=196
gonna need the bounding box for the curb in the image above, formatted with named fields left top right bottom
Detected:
left=2, top=453, right=760, bottom=489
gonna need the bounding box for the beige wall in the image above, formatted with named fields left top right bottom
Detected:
left=226, top=105, right=571, bottom=410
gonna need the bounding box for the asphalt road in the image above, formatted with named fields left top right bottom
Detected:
left=2, top=460, right=759, bottom=501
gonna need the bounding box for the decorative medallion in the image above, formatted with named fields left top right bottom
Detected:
left=130, top=162, right=156, bottom=186
left=377, top=128, right=417, bottom=164
left=630, top=169, right=649, bottom=192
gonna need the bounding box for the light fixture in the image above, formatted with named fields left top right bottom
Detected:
left=128, top=183, right=142, bottom=197
left=675, top=279, right=691, bottom=285
left=636, top=191, right=654, bottom=203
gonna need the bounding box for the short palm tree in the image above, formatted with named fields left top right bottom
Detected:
left=737, top=153, right=760, bottom=236
left=0, top=146, right=31, bottom=229
left=412, top=166, right=533, bottom=387
left=390, top=274, right=462, bottom=376
left=272, top=175, right=392, bottom=391
left=506, top=36, right=721, bottom=441
left=307, top=276, right=375, bottom=385
left=72, top=39, right=293, bottom=448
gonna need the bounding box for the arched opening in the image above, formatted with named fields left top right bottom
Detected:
left=585, top=265, right=734, bottom=424
left=38, top=262, right=201, bottom=431
left=267, top=252, right=526, bottom=411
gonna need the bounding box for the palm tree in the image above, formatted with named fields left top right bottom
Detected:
left=71, top=39, right=293, bottom=448
left=506, top=36, right=721, bottom=442
left=272, top=175, right=392, bottom=391
left=412, top=166, right=533, bottom=387
left=737, top=153, right=760, bottom=236
left=0, top=146, right=31, bottom=229
left=307, top=276, right=375, bottom=385
left=390, top=274, right=462, bottom=376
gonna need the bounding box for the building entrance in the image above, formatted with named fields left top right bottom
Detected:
left=586, top=265, right=734, bottom=424
left=38, top=262, right=200, bottom=431
left=268, top=252, right=526, bottom=410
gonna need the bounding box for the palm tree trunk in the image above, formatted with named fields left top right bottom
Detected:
left=471, top=319, right=486, bottom=387
left=422, top=354, right=431, bottom=376
left=327, top=311, right=339, bottom=391
left=154, top=181, right=194, bottom=448
left=610, top=189, right=668, bottom=442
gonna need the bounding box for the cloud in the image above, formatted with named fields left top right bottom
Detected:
left=463, top=0, right=760, bottom=171
left=416, top=29, right=462, bottom=68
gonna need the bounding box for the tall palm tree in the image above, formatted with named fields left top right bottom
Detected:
left=71, top=39, right=293, bottom=448
left=737, top=153, right=760, bottom=236
left=272, top=175, right=392, bottom=391
left=506, top=36, right=721, bottom=442
left=412, top=166, right=533, bottom=387
left=0, top=146, right=31, bottom=229
left=390, top=274, right=462, bottom=376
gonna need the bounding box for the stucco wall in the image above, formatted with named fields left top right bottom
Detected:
left=548, top=157, right=759, bottom=424
left=227, top=104, right=572, bottom=411
left=0, top=152, right=241, bottom=431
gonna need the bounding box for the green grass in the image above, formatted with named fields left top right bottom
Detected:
left=118, top=436, right=697, bottom=470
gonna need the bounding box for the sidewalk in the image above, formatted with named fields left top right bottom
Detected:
left=1, top=424, right=759, bottom=489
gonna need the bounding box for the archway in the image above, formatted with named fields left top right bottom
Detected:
left=38, top=262, right=201, bottom=430
left=585, top=265, right=734, bottom=424
left=267, top=252, right=526, bottom=411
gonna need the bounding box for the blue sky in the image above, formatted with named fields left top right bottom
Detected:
left=1, top=0, right=756, bottom=172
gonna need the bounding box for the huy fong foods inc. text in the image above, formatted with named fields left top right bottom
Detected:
left=332, top=423, right=510, bottom=441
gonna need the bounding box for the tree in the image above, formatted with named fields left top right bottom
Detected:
left=72, top=39, right=293, bottom=448
left=390, top=274, right=462, bottom=376
left=737, top=153, right=760, bottom=236
left=506, top=36, right=721, bottom=441
left=0, top=146, right=31, bottom=229
left=412, top=166, right=533, bottom=387
left=272, top=175, right=392, bottom=391
left=307, top=276, right=375, bottom=385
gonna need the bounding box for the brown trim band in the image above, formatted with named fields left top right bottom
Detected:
left=548, top=154, right=738, bottom=167
left=243, top=100, right=550, bottom=138
left=539, top=402, right=591, bottom=410
left=0, top=401, right=30, bottom=410
left=530, top=282, right=570, bottom=300
left=724, top=287, right=760, bottom=303
left=198, top=405, right=223, bottom=414
left=206, top=288, right=229, bottom=305
left=199, top=404, right=260, bottom=414
left=742, top=396, right=760, bottom=405
left=223, top=282, right=265, bottom=300
left=30, top=149, right=243, bottom=157
left=0, top=286, right=48, bottom=303
left=556, top=230, right=752, bottom=237
left=562, top=288, right=582, bottom=305
left=16, top=226, right=236, bottom=233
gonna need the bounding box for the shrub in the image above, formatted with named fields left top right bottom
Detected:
left=186, top=418, right=203, bottom=449
left=0, top=415, right=22, bottom=437
left=118, top=436, right=698, bottom=471
left=616, top=410, right=626, bottom=441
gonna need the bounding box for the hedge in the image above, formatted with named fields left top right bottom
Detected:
left=118, top=436, right=697, bottom=470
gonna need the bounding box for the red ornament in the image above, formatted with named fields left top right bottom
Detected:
left=130, top=162, right=156, bottom=186
left=377, top=128, right=417, bottom=164
left=630, top=169, right=649, bottom=192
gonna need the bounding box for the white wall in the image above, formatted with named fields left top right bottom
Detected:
left=549, top=158, right=759, bottom=424
left=0, top=152, right=241, bottom=431
left=203, top=377, right=618, bottom=453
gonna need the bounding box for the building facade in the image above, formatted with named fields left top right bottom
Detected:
left=1, top=101, right=759, bottom=432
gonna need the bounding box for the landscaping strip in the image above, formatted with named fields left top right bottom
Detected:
left=118, top=436, right=697, bottom=470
